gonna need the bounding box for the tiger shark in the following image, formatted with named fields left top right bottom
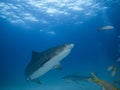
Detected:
left=25, top=43, right=74, bottom=84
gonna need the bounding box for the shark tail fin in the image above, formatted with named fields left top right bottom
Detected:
left=90, top=72, right=102, bottom=84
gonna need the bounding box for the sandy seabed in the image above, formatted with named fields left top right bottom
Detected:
left=0, top=80, right=102, bottom=90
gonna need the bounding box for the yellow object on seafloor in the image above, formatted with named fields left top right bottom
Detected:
left=90, top=72, right=117, bottom=90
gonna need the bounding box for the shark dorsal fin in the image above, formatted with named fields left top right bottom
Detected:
left=32, top=51, right=40, bottom=55
left=31, top=51, right=41, bottom=61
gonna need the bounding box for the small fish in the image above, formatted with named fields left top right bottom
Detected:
left=107, top=65, right=114, bottom=71
left=118, top=35, right=120, bottom=38
left=111, top=67, right=118, bottom=77
left=116, top=58, right=120, bottom=62
left=98, top=25, right=114, bottom=31
left=107, top=65, right=119, bottom=77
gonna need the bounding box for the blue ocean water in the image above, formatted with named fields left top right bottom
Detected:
left=0, top=0, right=120, bottom=90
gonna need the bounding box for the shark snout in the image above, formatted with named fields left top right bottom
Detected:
left=67, top=43, right=74, bottom=49
left=70, top=44, right=74, bottom=48
left=63, top=43, right=74, bottom=51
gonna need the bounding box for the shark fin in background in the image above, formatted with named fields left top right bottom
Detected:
left=53, top=63, right=62, bottom=70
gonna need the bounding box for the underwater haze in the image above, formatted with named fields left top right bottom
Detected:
left=0, top=0, right=120, bottom=90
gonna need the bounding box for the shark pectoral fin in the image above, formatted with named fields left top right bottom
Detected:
left=53, top=63, right=62, bottom=70
left=34, top=79, right=41, bottom=84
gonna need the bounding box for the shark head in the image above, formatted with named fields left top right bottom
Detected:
left=61, top=44, right=74, bottom=50
left=53, top=43, right=74, bottom=55
left=59, top=43, right=74, bottom=51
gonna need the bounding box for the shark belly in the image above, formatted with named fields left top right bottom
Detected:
left=29, top=49, right=71, bottom=80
